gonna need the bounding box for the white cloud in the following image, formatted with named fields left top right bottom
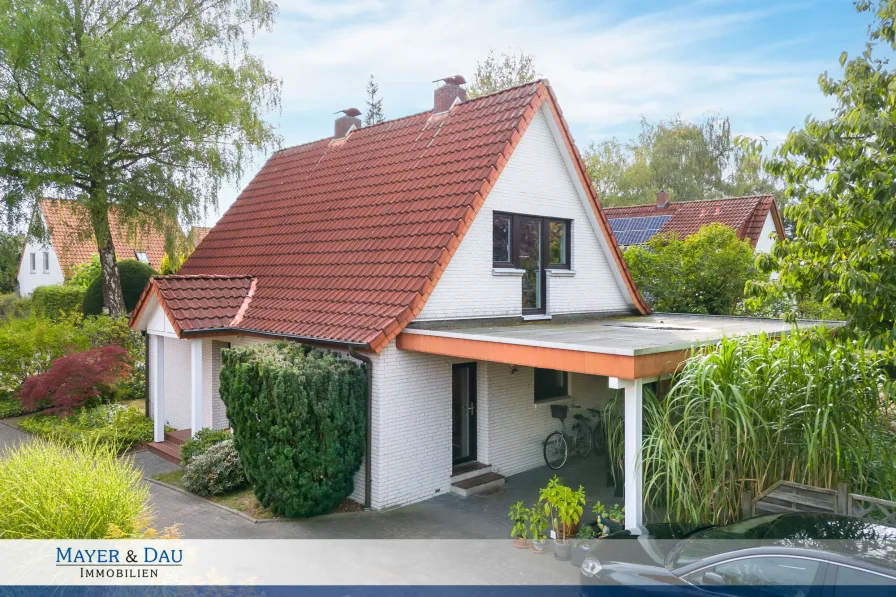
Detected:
left=207, top=0, right=842, bottom=223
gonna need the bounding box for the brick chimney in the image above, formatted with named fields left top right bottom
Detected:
left=334, top=108, right=361, bottom=139
left=433, top=75, right=467, bottom=113
left=656, top=189, right=670, bottom=209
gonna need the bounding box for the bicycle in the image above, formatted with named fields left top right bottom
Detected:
left=543, top=404, right=592, bottom=470
left=587, top=408, right=607, bottom=456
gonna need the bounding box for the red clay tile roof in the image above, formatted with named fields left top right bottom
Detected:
left=147, top=275, right=255, bottom=334
left=603, top=195, right=785, bottom=248
left=132, top=81, right=648, bottom=350
left=36, top=199, right=169, bottom=276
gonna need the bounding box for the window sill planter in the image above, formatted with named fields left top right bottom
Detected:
left=529, top=537, right=548, bottom=554
left=552, top=539, right=572, bottom=561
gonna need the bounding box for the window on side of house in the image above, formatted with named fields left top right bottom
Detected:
left=135, top=251, right=150, bottom=265
left=534, top=368, right=568, bottom=403
left=29, top=253, right=36, bottom=273
left=42, top=252, right=49, bottom=273
left=548, top=220, right=569, bottom=267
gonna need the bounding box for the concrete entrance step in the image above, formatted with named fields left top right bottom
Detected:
left=147, top=441, right=181, bottom=464
left=451, top=461, right=493, bottom=483
left=450, top=471, right=505, bottom=497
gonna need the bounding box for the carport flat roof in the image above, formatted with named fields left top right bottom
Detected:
left=397, top=313, right=834, bottom=379
left=403, top=313, right=823, bottom=357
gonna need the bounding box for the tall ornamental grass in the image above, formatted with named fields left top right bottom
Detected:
left=609, top=330, right=896, bottom=526
left=0, top=440, right=149, bottom=538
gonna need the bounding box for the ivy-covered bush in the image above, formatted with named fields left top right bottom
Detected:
left=220, top=342, right=367, bottom=518
left=31, top=285, right=85, bottom=319
left=82, top=259, right=157, bottom=315
left=181, top=439, right=247, bottom=496
left=180, top=428, right=230, bottom=464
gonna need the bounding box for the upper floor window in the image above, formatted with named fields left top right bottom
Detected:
left=493, top=212, right=570, bottom=314
left=29, top=253, right=36, bottom=273
left=42, top=252, right=49, bottom=273
left=135, top=251, right=150, bottom=265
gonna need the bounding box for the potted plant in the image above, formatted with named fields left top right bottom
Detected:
left=539, top=475, right=586, bottom=561
left=508, top=500, right=530, bottom=548
left=570, top=524, right=596, bottom=567
left=528, top=504, right=548, bottom=554
left=591, top=501, right=625, bottom=537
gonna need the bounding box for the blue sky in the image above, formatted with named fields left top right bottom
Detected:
left=207, top=0, right=870, bottom=224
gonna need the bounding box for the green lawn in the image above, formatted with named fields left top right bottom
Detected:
left=152, top=469, right=277, bottom=519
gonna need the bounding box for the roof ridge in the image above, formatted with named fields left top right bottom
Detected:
left=605, top=194, right=775, bottom=211
left=273, top=79, right=545, bottom=155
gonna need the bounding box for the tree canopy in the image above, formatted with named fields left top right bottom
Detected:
left=585, top=115, right=780, bottom=208
left=0, top=230, right=20, bottom=293
left=468, top=49, right=538, bottom=98
left=747, top=0, right=896, bottom=350
left=624, top=223, right=758, bottom=315
left=0, top=0, right=281, bottom=315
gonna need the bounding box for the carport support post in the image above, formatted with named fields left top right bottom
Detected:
left=610, top=376, right=644, bottom=530
left=191, top=338, right=204, bottom=436
left=152, top=336, right=165, bottom=443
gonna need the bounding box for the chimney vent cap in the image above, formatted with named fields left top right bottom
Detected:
left=433, top=75, right=466, bottom=86
left=335, top=107, right=362, bottom=117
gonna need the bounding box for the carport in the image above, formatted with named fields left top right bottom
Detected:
left=397, top=312, right=812, bottom=530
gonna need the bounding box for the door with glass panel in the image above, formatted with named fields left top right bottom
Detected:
left=452, top=363, right=477, bottom=464
left=492, top=212, right=571, bottom=316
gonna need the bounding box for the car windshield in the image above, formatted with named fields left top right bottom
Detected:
left=667, top=515, right=785, bottom=569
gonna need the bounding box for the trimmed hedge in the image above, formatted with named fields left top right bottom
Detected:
left=182, top=439, right=247, bottom=496
left=219, top=342, right=366, bottom=518
left=32, top=285, right=85, bottom=319
left=82, top=259, right=157, bottom=315
left=180, top=428, right=230, bottom=464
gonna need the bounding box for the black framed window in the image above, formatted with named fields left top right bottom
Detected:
left=534, top=368, right=568, bottom=402
left=493, top=213, right=571, bottom=315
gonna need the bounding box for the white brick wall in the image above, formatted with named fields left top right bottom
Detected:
left=418, top=106, right=631, bottom=321
left=161, top=335, right=192, bottom=430
left=480, top=366, right=614, bottom=477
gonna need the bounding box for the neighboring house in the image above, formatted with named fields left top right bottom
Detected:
left=130, top=79, right=799, bottom=528
left=603, top=192, right=786, bottom=253
left=17, top=199, right=167, bottom=297
left=190, top=226, right=210, bottom=249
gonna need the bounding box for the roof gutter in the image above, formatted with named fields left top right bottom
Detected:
left=348, top=348, right=373, bottom=511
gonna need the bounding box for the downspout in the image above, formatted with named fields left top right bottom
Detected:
left=348, top=347, right=373, bottom=510
left=143, top=332, right=150, bottom=418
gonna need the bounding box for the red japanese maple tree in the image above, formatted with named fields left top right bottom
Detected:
left=18, top=346, right=133, bottom=415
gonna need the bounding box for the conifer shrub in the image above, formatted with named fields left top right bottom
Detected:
left=181, top=439, right=247, bottom=496
left=219, top=342, right=367, bottom=518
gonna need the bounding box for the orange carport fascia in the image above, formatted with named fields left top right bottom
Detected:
left=396, top=332, right=690, bottom=380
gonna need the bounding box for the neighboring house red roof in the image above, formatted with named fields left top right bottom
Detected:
left=131, top=81, right=648, bottom=352
left=190, top=227, right=210, bottom=248
left=32, top=199, right=168, bottom=276
left=603, top=195, right=785, bottom=248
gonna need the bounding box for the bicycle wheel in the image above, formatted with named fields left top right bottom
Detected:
left=543, top=431, right=568, bottom=469
left=572, top=420, right=592, bottom=458
left=592, top=419, right=606, bottom=456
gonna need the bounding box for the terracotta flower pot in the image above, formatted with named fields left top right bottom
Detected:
left=512, top=536, right=529, bottom=549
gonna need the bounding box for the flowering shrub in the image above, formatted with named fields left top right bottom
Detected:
left=180, top=428, right=230, bottom=464
left=18, top=346, right=132, bottom=415
left=181, top=439, right=247, bottom=496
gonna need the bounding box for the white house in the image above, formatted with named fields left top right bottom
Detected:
left=16, top=199, right=167, bottom=296
left=130, top=79, right=797, bottom=529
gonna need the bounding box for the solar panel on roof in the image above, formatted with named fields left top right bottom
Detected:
left=608, top=215, right=671, bottom=246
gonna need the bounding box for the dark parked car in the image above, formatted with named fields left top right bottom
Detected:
left=580, top=513, right=896, bottom=594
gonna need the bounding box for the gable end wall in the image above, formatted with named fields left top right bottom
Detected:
left=417, top=106, right=631, bottom=321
